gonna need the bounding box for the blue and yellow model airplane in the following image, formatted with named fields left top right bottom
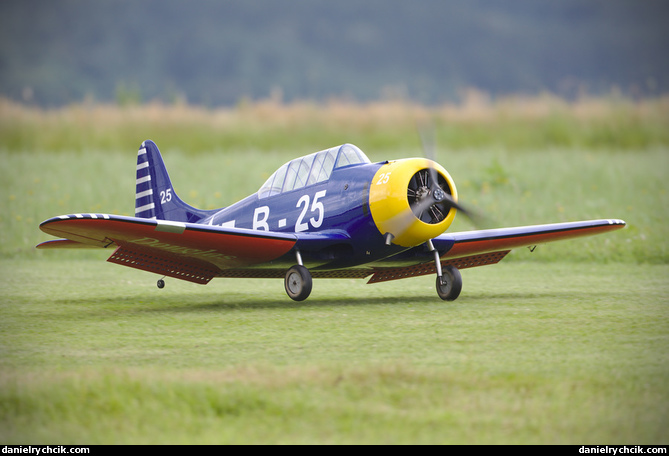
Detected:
left=38, top=140, right=626, bottom=301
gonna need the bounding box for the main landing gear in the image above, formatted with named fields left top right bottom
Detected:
left=283, top=245, right=462, bottom=302
left=156, top=247, right=461, bottom=302
left=428, top=239, right=462, bottom=301
left=284, top=250, right=313, bottom=301
left=435, top=264, right=462, bottom=301
left=284, top=265, right=313, bottom=301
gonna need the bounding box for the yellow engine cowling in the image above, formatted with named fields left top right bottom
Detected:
left=369, top=158, right=458, bottom=247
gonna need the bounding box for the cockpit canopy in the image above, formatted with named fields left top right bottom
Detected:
left=258, top=144, right=371, bottom=198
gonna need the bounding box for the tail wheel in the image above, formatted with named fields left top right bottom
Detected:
left=284, top=265, right=313, bottom=301
left=436, top=265, right=462, bottom=301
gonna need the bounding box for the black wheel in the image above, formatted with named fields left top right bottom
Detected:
left=284, top=265, right=313, bottom=301
left=436, top=265, right=462, bottom=301
left=157, top=279, right=165, bottom=289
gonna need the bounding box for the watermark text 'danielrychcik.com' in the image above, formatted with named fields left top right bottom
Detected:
left=3, top=447, right=89, bottom=455
left=580, top=447, right=667, bottom=455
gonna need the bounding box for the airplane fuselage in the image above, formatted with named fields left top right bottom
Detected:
left=203, top=161, right=408, bottom=268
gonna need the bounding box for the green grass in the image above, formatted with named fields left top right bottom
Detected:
left=1, top=260, right=667, bottom=444
left=1, top=99, right=668, bottom=444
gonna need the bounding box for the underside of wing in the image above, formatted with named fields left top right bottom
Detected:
left=366, top=250, right=511, bottom=283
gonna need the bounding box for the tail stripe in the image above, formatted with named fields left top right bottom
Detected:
left=135, top=202, right=155, bottom=212
left=135, top=189, right=152, bottom=199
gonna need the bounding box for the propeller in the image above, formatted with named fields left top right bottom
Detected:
left=375, top=120, right=491, bottom=247
left=415, top=121, right=487, bottom=229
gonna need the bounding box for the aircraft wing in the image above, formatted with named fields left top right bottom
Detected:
left=437, top=219, right=626, bottom=258
left=38, top=215, right=625, bottom=285
left=38, top=214, right=303, bottom=284
left=366, top=219, right=626, bottom=283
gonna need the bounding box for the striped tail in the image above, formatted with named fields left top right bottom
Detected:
left=134, top=140, right=212, bottom=222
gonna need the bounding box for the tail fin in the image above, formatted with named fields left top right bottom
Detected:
left=134, top=140, right=212, bottom=222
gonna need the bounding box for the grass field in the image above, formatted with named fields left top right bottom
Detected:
left=1, top=97, right=668, bottom=444
left=1, top=261, right=667, bottom=444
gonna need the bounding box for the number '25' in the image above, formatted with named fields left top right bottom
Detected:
left=296, top=190, right=326, bottom=232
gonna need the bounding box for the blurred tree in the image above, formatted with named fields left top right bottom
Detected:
left=0, top=0, right=667, bottom=106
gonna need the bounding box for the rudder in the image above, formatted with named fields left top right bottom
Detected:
left=134, top=140, right=212, bottom=222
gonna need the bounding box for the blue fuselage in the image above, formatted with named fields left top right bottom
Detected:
left=202, top=162, right=411, bottom=269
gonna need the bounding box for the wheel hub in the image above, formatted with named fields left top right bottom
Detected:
left=287, top=272, right=301, bottom=293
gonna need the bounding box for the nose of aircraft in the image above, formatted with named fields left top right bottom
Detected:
left=368, top=158, right=458, bottom=247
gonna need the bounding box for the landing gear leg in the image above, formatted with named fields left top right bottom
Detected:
left=426, top=240, right=462, bottom=301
